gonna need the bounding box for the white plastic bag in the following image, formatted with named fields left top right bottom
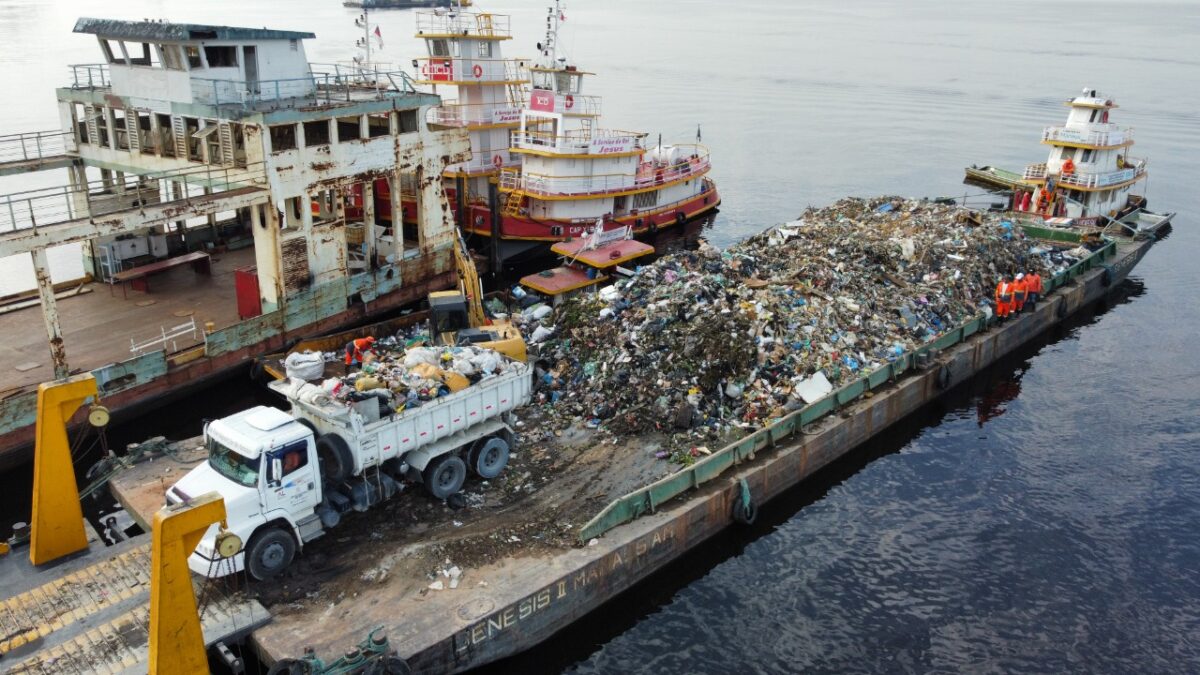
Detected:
left=284, top=351, right=325, bottom=381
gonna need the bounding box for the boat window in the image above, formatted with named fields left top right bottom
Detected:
left=204, top=46, right=238, bottom=68
left=1081, top=148, right=1094, bottom=162
left=127, top=42, right=159, bottom=67
left=161, top=45, right=184, bottom=71
left=185, top=45, right=203, bottom=69
left=156, top=113, right=175, bottom=156
left=367, top=112, right=392, bottom=138
left=270, top=123, right=298, bottom=152
left=429, top=39, right=450, bottom=57
left=338, top=116, right=362, bottom=142
left=208, top=436, right=260, bottom=488
left=99, top=39, right=120, bottom=64
left=303, top=120, right=331, bottom=147
left=478, top=41, right=492, bottom=58
left=398, top=110, right=419, bottom=134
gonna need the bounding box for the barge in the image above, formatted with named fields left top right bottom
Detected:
left=0, top=19, right=474, bottom=469
left=99, top=219, right=1165, bottom=672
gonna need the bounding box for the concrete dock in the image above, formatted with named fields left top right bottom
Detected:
left=108, top=235, right=1153, bottom=671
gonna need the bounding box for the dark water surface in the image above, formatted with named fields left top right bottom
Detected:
left=1, top=0, right=1198, bottom=671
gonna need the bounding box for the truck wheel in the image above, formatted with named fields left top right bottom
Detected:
left=470, top=437, right=510, bottom=479
left=246, top=527, right=296, bottom=581
left=423, top=454, right=467, bottom=500
left=316, top=434, right=353, bottom=485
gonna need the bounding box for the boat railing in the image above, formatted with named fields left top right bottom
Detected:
left=67, top=63, right=111, bottom=89
left=1042, top=125, right=1133, bottom=147
left=526, top=91, right=603, bottom=116
left=511, top=128, right=646, bottom=155
left=411, top=57, right=528, bottom=84
left=1060, top=162, right=1146, bottom=189
left=426, top=101, right=523, bottom=128
left=0, top=160, right=267, bottom=234
left=502, top=154, right=711, bottom=197
left=0, top=129, right=71, bottom=164
left=191, top=65, right=417, bottom=110
left=1023, top=163, right=1048, bottom=180
left=415, top=10, right=512, bottom=38
left=453, top=151, right=516, bottom=175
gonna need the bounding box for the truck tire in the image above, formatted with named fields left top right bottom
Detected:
left=246, top=526, right=296, bottom=581
left=469, top=437, right=510, bottom=479
left=423, top=454, right=467, bottom=500
left=316, top=434, right=353, bottom=485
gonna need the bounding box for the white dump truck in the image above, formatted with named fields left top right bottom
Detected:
left=167, top=360, right=531, bottom=580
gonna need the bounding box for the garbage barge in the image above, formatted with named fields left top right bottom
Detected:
left=107, top=204, right=1166, bottom=672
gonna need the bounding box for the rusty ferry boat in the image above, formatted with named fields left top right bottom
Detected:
left=0, top=19, right=474, bottom=469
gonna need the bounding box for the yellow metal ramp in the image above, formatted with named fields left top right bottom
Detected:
left=0, top=538, right=268, bottom=672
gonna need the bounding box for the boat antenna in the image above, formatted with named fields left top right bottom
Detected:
left=696, top=124, right=702, bottom=143
left=354, top=8, right=373, bottom=69
left=542, top=0, right=565, bottom=67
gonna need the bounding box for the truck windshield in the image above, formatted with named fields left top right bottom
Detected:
left=207, top=436, right=259, bottom=488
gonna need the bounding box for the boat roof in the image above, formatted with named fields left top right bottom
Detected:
left=74, top=18, right=316, bottom=42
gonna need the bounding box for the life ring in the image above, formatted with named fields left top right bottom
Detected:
left=492, top=154, right=503, bottom=168
left=472, top=64, right=483, bottom=79
left=564, top=94, right=574, bottom=110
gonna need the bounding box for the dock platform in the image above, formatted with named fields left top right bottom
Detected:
left=0, top=533, right=268, bottom=673
left=108, top=235, right=1153, bottom=671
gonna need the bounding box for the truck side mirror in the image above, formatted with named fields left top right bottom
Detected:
left=271, top=457, right=283, bottom=485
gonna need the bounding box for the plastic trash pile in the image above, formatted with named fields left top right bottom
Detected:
left=526, top=196, right=1059, bottom=443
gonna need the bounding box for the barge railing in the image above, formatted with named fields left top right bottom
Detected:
left=578, top=229, right=1117, bottom=542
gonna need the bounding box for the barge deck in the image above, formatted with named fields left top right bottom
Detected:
left=108, top=229, right=1157, bottom=670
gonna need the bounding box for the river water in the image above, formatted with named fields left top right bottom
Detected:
left=2, top=0, right=1198, bottom=671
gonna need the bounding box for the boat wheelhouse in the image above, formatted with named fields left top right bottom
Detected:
left=1017, top=88, right=1146, bottom=222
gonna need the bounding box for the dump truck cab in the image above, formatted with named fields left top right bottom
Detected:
left=167, top=406, right=320, bottom=578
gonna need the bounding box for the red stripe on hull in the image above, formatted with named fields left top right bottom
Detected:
left=460, top=186, right=720, bottom=241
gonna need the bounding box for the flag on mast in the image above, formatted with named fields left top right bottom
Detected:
left=559, top=10, right=566, bottom=22
left=374, top=25, right=383, bottom=48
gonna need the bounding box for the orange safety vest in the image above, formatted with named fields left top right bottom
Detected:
left=1013, top=278, right=1027, bottom=301
left=1062, top=160, right=1075, bottom=176
left=1029, top=273, right=1042, bottom=294
left=996, top=282, right=1012, bottom=303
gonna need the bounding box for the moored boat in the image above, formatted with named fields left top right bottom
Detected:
left=419, top=2, right=721, bottom=261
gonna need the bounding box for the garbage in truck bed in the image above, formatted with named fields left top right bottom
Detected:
left=275, top=341, right=522, bottom=416
left=518, top=196, right=1096, bottom=455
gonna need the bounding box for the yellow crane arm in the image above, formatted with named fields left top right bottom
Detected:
left=454, top=230, right=486, bottom=328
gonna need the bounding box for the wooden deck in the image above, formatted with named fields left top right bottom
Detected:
left=0, top=247, right=251, bottom=394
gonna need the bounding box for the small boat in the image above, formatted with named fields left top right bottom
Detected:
left=975, top=88, right=1175, bottom=238
left=964, top=164, right=1025, bottom=191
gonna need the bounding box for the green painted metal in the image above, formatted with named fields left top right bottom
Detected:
left=577, top=239, right=1120, bottom=543
left=92, top=351, right=168, bottom=394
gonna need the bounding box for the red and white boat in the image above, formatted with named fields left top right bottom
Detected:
left=415, top=1, right=720, bottom=260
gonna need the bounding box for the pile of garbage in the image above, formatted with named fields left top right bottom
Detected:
left=282, top=343, right=517, bottom=414
left=525, top=197, right=1065, bottom=446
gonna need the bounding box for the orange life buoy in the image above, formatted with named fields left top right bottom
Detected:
left=565, top=94, right=575, bottom=110
left=472, top=64, right=483, bottom=79
left=492, top=154, right=503, bottom=168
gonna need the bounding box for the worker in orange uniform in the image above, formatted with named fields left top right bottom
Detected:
left=1061, top=156, right=1076, bottom=176
left=1012, top=273, right=1028, bottom=313
left=995, top=276, right=1013, bottom=322
left=344, top=336, right=376, bottom=369
left=1025, top=270, right=1043, bottom=311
